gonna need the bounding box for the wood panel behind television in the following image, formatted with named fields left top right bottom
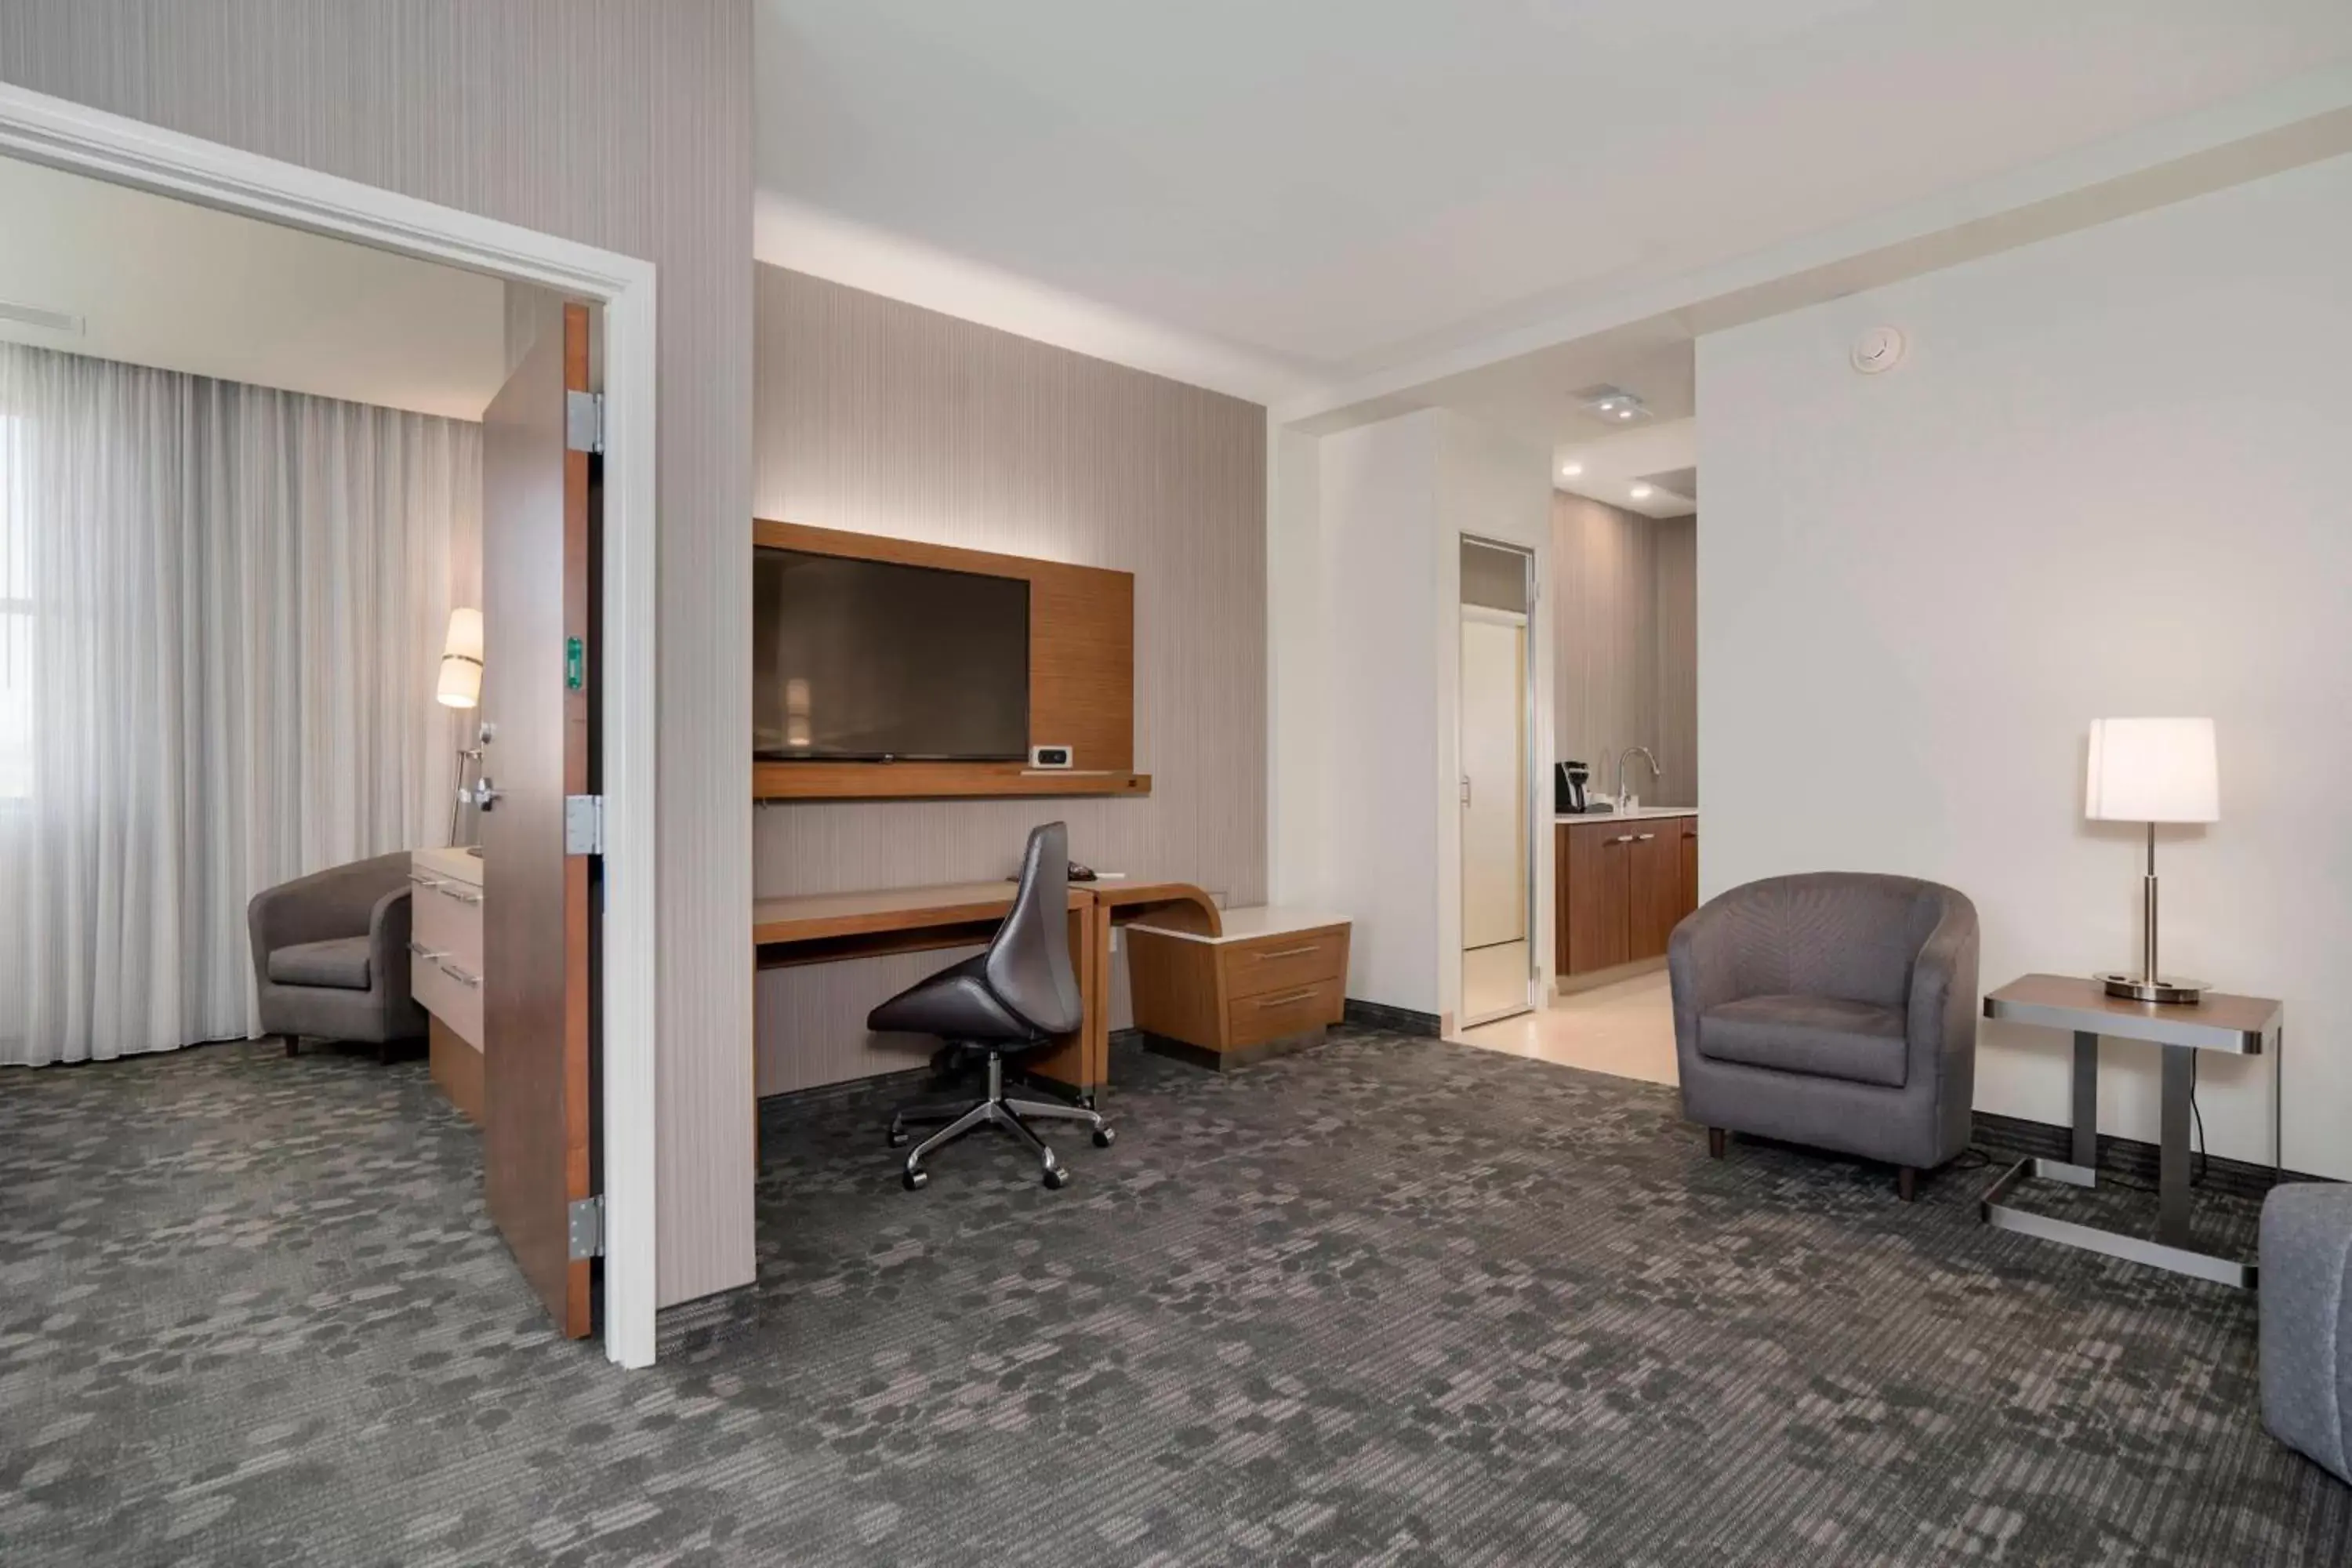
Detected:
left=752, top=519, right=1148, bottom=800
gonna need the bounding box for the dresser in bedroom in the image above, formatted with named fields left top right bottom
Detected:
left=409, top=847, right=487, bottom=1120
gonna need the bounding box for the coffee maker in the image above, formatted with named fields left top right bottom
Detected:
left=1554, top=760, right=1591, bottom=814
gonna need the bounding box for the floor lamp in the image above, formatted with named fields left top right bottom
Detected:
left=437, top=608, right=485, bottom=846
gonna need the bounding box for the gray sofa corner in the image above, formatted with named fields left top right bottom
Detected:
left=2261, top=1181, right=2352, bottom=1486
left=1669, top=871, right=1979, bottom=1199
left=248, top=851, right=427, bottom=1058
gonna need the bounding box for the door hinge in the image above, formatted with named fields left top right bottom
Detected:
left=568, top=1194, right=605, bottom=1260
left=565, top=390, right=604, bottom=454
left=564, top=794, right=605, bottom=855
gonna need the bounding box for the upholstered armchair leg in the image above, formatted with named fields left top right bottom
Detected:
left=1897, top=1167, right=1918, bottom=1203
left=1708, top=1127, right=1727, bottom=1160
left=284, top=1036, right=301, bottom=1058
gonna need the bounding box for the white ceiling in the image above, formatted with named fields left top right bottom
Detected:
left=0, top=153, right=507, bottom=420
left=1552, top=417, right=1699, bottom=519
left=755, top=0, right=2352, bottom=403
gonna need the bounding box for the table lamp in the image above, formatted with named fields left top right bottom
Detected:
left=437, top=608, right=485, bottom=844
left=2085, top=717, right=2217, bottom=1004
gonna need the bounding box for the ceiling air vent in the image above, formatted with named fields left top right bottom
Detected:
left=0, top=299, right=85, bottom=335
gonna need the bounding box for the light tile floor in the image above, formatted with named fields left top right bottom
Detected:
left=1452, top=967, right=1679, bottom=1086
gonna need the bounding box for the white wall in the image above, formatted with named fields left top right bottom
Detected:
left=1271, top=408, right=1552, bottom=1022
left=1698, top=151, right=2352, bottom=1179
left=1315, top=413, right=1445, bottom=1013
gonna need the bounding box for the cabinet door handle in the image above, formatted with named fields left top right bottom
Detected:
left=437, top=960, right=482, bottom=989
left=1254, top=988, right=1319, bottom=1007
left=1255, top=945, right=1323, bottom=960
left=1637, top=833, right=1657, bottom=841
left=1613, top=834, right=1636, bottom=844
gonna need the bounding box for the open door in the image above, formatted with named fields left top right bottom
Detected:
left=479, top=297, right=597, bottom=1338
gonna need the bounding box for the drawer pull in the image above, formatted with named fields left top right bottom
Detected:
left=1636, top=833, right=1657, bottom=841
left=435, top=883, right=485, bottom=906
left=408, top=873, right=444, bottom=891
left=406, top=940, right=448, bottom=961
left=1613, top=834, right=1637, bottom=844
left=1254, top=945, right=1324, bottom=960
left=437, top=960, right=482, bottom=989
left=1254, top=988, right=1320, bottom=1008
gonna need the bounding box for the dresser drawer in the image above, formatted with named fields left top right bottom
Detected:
left=411, top=942, right=485, bottom=1047
left=1219, top=925, right=1348, bottom=1000
left=411, top=873, right=485, bottom=973
left=1225, top=977, right=1344, bottom=1048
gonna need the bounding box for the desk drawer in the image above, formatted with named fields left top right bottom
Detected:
left=1225, top=977, right=1344, bottom=1048
left=1219, top=926, right=1348, bottom=1000
left=412, top=943, right=485, bottom=1047
left=412, top=873, right=485, bottom=973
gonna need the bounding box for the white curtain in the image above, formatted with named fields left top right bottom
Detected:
left=0, top=344, right=481, bottom=1066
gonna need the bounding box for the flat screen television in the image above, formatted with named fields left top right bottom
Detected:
left=753, top=546, right=1030, bottom=761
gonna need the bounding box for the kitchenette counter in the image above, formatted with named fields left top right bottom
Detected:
left=1555, top=806, right=1697, bottom=823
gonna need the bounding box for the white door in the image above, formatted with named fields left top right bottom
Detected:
left=1460, top=614, right=1527, bottom=953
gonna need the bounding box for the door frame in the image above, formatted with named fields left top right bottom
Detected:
left=1456, top=539, right=1540, bottom=1028
left=0, top=82, right=662, bottom=1370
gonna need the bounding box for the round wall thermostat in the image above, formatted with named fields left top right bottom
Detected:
left=1850, top=325, right=1906, bottom=375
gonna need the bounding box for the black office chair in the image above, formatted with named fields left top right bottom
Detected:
left=870, top=822, right=1112, bottom=1190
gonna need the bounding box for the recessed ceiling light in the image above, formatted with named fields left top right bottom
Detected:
left=1559, top=462, right=1584, bottom=477
left=1577, top=386, right=1653, bottom=426
left=1629, top=484, right=1654, bottom=500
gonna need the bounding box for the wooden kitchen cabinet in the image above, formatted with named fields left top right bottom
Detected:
left=1557, top=814, right=1700, bottom=978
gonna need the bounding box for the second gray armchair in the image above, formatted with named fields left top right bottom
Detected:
left=1669, top=872, right=1979, bottom=1200
left=248, top=852, right=428, bottom=1061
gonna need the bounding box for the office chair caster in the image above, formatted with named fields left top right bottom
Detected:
left=1091, top=1126, right=1115, bottom=1149
left=1041, top=1163, right=1071, bottom=1190
left=902, top=1167, right=929, bottom=1192
left=887, top=1121, right=909, bottom=1149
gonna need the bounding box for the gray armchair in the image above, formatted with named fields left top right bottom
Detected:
left=247, top=852, right=427, bottom=1059
left=2261, top=1181, right=2352, bottom=1486
left=1669, top=872, right=1979, bottom=1200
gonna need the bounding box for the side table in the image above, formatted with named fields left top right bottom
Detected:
left=1980, top=973, right=2281, bottom=1289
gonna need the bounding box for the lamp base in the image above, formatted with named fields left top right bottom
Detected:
left=2095, top=971, right=2209, bottom=1005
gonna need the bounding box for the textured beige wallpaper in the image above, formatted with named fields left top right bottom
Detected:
left=0, top=0, right=759, bottom=1308
left=1552, top=492, right=1697, bottom=808
left=750, top=267, right=1268, bottom=1094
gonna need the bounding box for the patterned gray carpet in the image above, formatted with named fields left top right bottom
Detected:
left=2, top=1027, right=2345, bottom=1566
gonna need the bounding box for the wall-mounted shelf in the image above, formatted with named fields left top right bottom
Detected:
left=755, top=762, right=1152, bottom=801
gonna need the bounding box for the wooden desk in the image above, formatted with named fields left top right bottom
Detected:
left=752, top=878, right=1220, bottom=1102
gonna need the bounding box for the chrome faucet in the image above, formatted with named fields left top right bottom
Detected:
left=1618, top=746, right=1661, bottom=813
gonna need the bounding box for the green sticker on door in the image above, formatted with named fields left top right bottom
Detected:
left=565, top=636, right=584, bottom=691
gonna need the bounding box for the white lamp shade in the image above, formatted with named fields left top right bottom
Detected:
left=437, top=607, right=484, bottom=709
left=2085, top=717, right=2219, bottom=823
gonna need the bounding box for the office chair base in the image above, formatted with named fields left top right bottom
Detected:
left=888, top=1049, right=1110, bottom=1189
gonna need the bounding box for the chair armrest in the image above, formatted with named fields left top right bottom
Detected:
left=1668, top=897, right=1747, bottom=1059
left=1905, top=893, right=1980, bottom=1101
left=368, top=887, right=417, bottom=1006
left=247, top=855, right=412, bottom=971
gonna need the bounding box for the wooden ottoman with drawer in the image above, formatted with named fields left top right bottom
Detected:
left=1125, top=907, right=1352, bottom=1069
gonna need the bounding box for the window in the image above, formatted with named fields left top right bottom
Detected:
left=0, top=413, right=27, bottom=802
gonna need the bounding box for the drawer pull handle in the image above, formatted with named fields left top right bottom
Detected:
left=1636, top=833, right=1657, bottom=841
left=1613, top=834, right=1637, bottom=844
left=408, top=874, right=444, bottom=891
left=437, top=960, right=482, bottom=989
left=1255, top=988, right=1320, bottom=1008
left=406, top=940, right=448, bottom=961
left=436, top=884, right=485, bottom=906
left=1255, top=945, right=1323, bottom=960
